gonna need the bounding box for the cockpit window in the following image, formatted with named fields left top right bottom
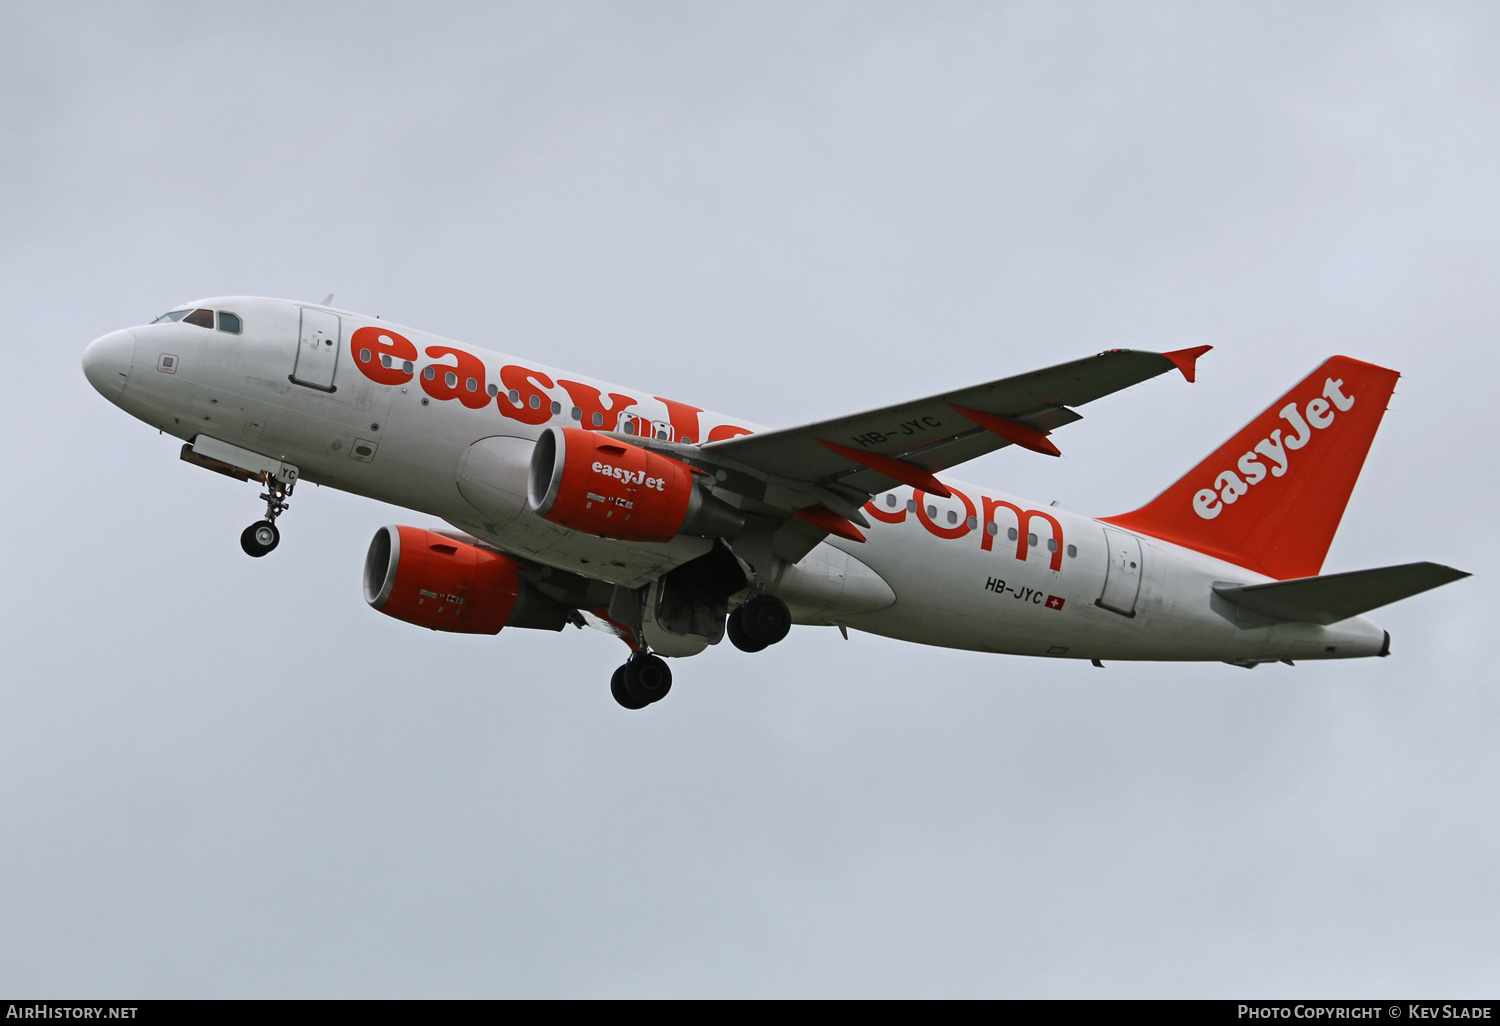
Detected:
left=150, top=308, right=244, bottom=332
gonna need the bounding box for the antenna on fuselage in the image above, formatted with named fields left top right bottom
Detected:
left=321, top=293, right=334, bottom=306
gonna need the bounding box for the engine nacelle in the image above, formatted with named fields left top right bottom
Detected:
left=527, top=426, right=743, bottom=542
left=363, top=525, right=523, bottom=634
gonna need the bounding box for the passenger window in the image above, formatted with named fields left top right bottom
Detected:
left=967, top=515, right=978, bottom=529
left=1066, top=544, right=1077, bottom=558
left=1046, top=538, right=1058, bottom=552
left=487, top=383, right=498, bottom=397
left=183, top=308, right=214, bottom=328
left=885, top=494, right=898, bottom=508
left=1007, top=527, right=1018, bottom=541
left=592, top=412, right=603, bottom=427
left=216, top=311, right=242, bottom=333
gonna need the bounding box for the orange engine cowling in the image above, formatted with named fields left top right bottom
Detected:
left=363, top=525, right=522, bottom=633
left=527, top=426, right=711, bottom=542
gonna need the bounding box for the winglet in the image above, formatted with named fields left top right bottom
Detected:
left=947, top=406, right=1062, bottom=457
left=817, top=439, right=952, bottom=498
left=1162, top=345, right=1212, bottom=383
left=794, top=504, right=866, bottom=542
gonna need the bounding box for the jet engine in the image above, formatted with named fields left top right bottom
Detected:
left=527, top=427, right=743, bottom=542
left=363, top=525, right=567, bottom=633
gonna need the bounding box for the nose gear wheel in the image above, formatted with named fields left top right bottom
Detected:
left=240, top=520, right=280, bottom=557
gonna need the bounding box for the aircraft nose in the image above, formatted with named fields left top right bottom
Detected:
left=82, top=328, right=136, bottom=402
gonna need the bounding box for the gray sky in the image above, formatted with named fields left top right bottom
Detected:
left=2, top=1, right=1497, bottom=997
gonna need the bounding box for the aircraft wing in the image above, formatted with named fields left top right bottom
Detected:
left=640, top=346, right=1209, bottom=564
left=705, top=347, right=1205, bottom=496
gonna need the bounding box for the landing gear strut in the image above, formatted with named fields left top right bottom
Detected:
left=240, top=471, right=295, bottom=558
left=611, top=651, right=673, bottom=709
left=727, top=594, right=791, bottom=653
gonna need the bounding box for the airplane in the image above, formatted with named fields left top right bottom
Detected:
left=80, top=297, right=1469, bottom=709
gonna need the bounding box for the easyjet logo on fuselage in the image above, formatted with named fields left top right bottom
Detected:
left=1192, top=377, right=1355, bottom=520
left=865, top=488, right=1067, bottom=571
left=350, top=326, right=1066, bottom=572
left=347, top=325, right=754, bottom=443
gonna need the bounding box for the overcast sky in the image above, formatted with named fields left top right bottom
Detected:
left=2, top=2, right=1497, bottom=997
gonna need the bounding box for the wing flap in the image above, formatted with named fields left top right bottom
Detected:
left=1213, top=562, right=1470, bottom=625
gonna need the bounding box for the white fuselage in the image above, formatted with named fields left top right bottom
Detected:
left=85, top=297, right=1387, bottom=664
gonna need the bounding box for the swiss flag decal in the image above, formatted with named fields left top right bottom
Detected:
left=1045, top=595, right=1065, bottom=611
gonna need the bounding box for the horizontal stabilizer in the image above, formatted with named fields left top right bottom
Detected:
left=1213, top=562, right=1470, bottom=625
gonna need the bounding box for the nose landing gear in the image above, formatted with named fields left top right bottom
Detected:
left=240, top=471, right=295, bottom=558
left=610, top=651, right=673, bottom=709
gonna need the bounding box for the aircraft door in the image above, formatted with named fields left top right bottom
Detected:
left=292, top=308, right=341, bottom=391
left=1097, top=527, right=1143, bottom=617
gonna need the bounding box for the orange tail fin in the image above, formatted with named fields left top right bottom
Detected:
left=1101, top=356, right=1399, bottom=580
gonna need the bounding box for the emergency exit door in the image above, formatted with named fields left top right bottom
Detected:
left=1097, top=528, right=1143, bottom=617
left=291, top=307, right=341, bottom=392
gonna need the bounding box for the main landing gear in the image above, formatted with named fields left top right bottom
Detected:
left=608, top=595, right=791, bottom=711
left=727, top=594, right=791, bottom=653
left=240, top=472, right=294, bottom=558
left=611, top=651, right=673, bottom=710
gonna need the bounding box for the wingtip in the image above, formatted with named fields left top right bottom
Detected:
left=1162, top=345, right=1213, bottom=383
